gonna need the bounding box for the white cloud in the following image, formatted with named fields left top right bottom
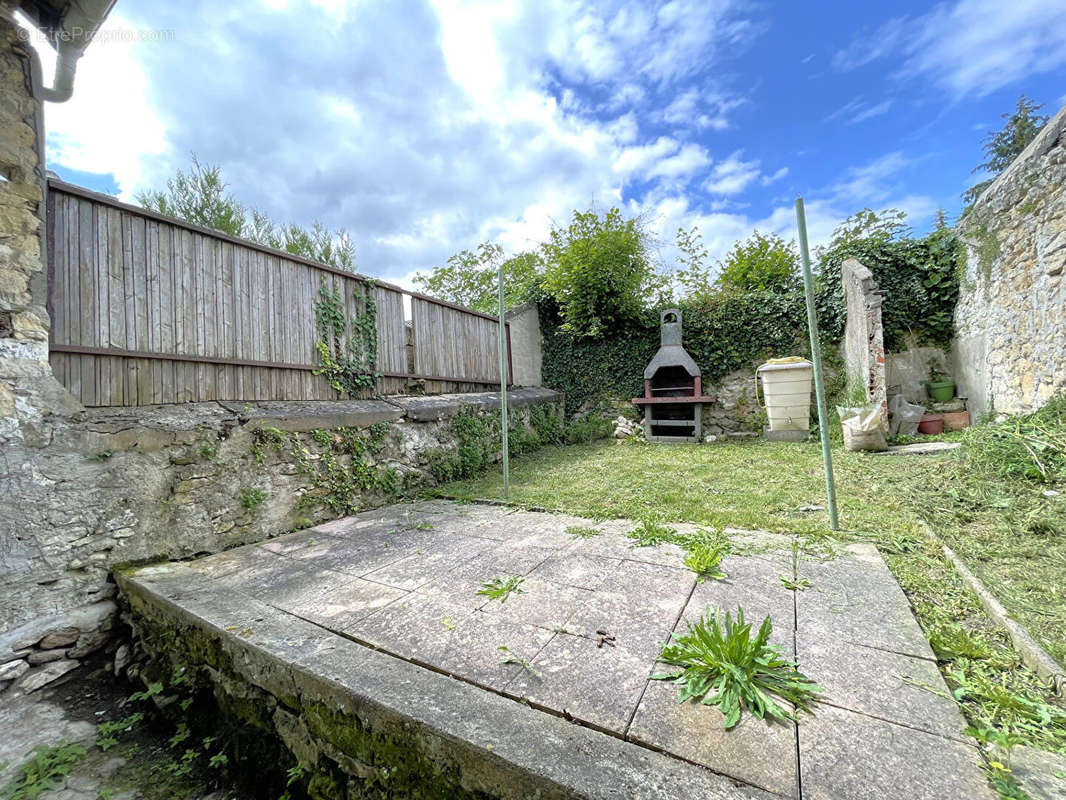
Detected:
left=826, top=97, right=894, bottom=125
left=834, top=0, right=1066, bottom=98
left=703, top=151, right=788, bottom=196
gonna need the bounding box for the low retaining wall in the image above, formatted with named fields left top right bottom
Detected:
left=0, top=389, right=561, bottom=695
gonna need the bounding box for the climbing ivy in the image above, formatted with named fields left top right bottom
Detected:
left=312, top=281, right=378, bottom=397
left=814, top=214, right=961, bottom=351
left=539, top=292, right=809, bottom=415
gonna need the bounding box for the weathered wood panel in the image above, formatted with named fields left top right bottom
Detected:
left=46, top=181, right=509, bottom=405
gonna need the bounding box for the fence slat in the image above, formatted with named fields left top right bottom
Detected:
left=46, top=183, right=509, bottom=405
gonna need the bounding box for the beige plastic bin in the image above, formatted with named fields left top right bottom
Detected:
left=757, top=358, right=814, bottom=432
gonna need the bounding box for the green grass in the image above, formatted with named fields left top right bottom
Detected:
left=437, top=438, right=1066, bottom=755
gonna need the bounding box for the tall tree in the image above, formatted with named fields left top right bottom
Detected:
left=541, top=207, right=659, bottom=337
left=138, top=157, right=356, bottom=271
left=716, top=230, right=799, bottom=293
left=413, top=245, right=543, bottom=314
left=963, top=95, right=1048, bottom=204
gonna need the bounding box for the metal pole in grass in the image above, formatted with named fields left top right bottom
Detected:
left=795, top=196, right=839, bottom=530
left=497, top=259, right=510, bottom=500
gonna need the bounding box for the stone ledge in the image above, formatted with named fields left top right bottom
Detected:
left=117, top=562, right=766, bottom=800
left=389, top=388, right=563, bottom=422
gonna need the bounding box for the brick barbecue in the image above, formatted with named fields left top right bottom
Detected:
left=632, top=309, right=714, bottom=442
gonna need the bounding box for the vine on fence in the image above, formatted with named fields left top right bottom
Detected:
left=312, top=281, right=378, bottom=396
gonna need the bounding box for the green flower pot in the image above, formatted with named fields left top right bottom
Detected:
left=924, top=379, right=955, bottom=403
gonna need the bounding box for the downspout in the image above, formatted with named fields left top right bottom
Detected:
left=36, top=0, right=118, bottom=103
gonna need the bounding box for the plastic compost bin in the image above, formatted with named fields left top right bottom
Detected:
left=757, top=358, right=814, bottom=432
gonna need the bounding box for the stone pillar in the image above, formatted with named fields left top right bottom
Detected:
left=841, top=259, right=887, bottom=418
left=0, top=12, right=81, bottom=443
left=504, top=301, right=543, bottom=387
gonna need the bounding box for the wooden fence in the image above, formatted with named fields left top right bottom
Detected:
left=46, top=180, right=510, bottom=406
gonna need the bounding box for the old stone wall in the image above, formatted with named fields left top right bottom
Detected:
left=0, top=389, right=562, bottom=694
left=841, top=259, right=887, bottom=415
left=0, top=14, right=83, bottom=440
left=954, top=104, right=1066, bottom=417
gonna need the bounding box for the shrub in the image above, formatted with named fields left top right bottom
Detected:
left=540, top=208, right=661, bottom=338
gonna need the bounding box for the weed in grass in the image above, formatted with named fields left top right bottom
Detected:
left=477, top=575, right=525, bottom=603
left=627, top=519, right=678, bottom=547
left=652, top=607, right=821, bottom=728
left=1, top=743, right=87, bottom=800
left=498, top=645, right=541, bottom=677
left=566, top=525, right=602, bottom=539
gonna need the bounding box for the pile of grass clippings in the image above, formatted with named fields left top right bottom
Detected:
left=962, top=397, right=1066, bottom=482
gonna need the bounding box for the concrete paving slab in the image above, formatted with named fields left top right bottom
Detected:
left=796, top=543, right=936, bottom=661
left=507, top=630, right=654, bottom=733
left=628, top=673, right=800, bottom=798
left=360, top=545, right=481, bottom=591
left=479, top=576, right=593, bottom=630
left=265, top=571, right=408, bottom=628
left=344, top=592, right=471, bottom=664
left=798, top=631, right=969, bottom=740
left=561, top=590, right=684, bottom=659
left=528, top=552, right=619, bottom=590
left=798, top=703, right=995, bottom=800
left=437, top=611, right=555, bottom=693
left=1012, top=745, right=1066, bottom=800
left=118, top=502, right=995, bottom=800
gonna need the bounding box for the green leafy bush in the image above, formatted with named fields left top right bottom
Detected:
left=815, top=209, right=960, bottom=351
left=652, top=608, right=821, bottom=728
left=716, top=231, right=800, bottom=294
left=540, top=208, right=660, bottom=338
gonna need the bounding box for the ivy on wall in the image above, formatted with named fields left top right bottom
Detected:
left=312, top=281, right=379, bottom=396
left=814, top=226, right=961, bottom=352
left=540, top=291, right=810, bottom=415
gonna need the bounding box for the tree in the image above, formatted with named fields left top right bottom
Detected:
left=137, top=156, right=246, bottom=237
left=540, top=207, right=657, bottom=338
left=138, top=156, right=356, bottom=271
left=413, top=244, right=543, bottom=314
left=674, top=225, right=714, bottom=300
left=963, top=95, right=1048, bottom=204
left=716, top=230, right=799, bottom=293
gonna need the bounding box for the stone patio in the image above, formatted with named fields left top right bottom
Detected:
left=119, top=501, right=994, bottom=799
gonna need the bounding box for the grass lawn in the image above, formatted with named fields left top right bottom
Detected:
left=436, top=437, right=1066, bottom=756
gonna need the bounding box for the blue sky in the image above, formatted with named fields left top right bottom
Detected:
left=24, top=0, right=1066, bottom=286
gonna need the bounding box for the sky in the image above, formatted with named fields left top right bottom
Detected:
left=22, top=0, right=1066, bottom=289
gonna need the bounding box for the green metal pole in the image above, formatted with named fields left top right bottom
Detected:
left=795, top=197, right=839, bottom=530
left=497, top=261, right=510, bottom=500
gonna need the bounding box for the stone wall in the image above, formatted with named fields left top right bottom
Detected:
left=505, top=302, right=542, bottom=387
left=0, top=388, right=562, bottom=694
left=885, top=346, right=948, bottom=404
left=0, top=14, right=83, bottom=442
left=841, top=259, right=887, bottom=414
left=954, top=104, right=1066, bottom=418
